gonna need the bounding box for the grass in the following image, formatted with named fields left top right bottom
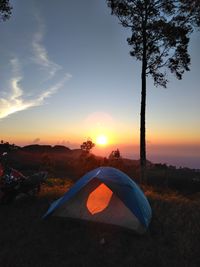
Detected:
left=0, top=179, right=200, bottom=267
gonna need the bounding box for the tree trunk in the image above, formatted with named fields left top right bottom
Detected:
left=140, top=58, right=147, bottom=183
left=140, top=6, right=147, bottom=183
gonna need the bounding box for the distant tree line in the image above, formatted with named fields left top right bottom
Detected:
left=1, top=141, right=199, bottom=193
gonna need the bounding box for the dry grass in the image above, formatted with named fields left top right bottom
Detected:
left=0, top=179, right=200, bottom=267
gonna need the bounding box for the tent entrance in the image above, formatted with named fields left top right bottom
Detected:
left=86, top=183, right=113, bottom=215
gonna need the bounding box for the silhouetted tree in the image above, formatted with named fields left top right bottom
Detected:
left=107, top=0, right=197, bottom=182
left=0, top=141, right=18, bottom=152
left=109, top=148, right=121, bottom=160
left=80, top=139, right=95, bottom=153
left=0, top=0, right=12, bottom=21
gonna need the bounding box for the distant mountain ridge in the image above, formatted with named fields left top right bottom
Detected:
left=22, top=144, right=71, bottom=153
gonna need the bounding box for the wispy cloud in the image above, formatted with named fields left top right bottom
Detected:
left=32, top=15, right=61, bottom=78
left=0, top=59, right=71, bottom=120
left=0, top=14, right=72, bottom=120
left=32, top=138, right=40, bottom=143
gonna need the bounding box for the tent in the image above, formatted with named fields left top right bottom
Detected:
left=43, top=167, right=152, bottom=233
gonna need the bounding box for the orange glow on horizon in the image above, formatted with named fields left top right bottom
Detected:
left=86, top=183, right=113, bottom=215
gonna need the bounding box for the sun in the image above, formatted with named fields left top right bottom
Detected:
left=96, top=135, right=108, bottom=146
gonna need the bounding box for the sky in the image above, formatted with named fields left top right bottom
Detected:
left=0, top=0, right=200, bottom=168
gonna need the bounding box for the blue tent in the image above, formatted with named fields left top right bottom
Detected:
left=43, top=167, right=152, bottom=233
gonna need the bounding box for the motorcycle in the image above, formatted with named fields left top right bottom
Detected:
left=0, top=152, right=47, bottom=203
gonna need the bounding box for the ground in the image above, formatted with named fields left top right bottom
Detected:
left=0, top=179, right=200, bottom=267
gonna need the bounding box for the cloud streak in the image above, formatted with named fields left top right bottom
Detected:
left=32, top=15, right=61, bottom=78
left=0, top=15, right=72, bottom=120
left=0, top=59, right=71, bottom=119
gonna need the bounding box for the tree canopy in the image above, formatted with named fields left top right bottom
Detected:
left=80, top=139, right=95, bottom=153
left=0, top=0, right=12, bottom=21
left=180, top=0, right=200, bottom=28
left=107, top=0, right=194, bottom=88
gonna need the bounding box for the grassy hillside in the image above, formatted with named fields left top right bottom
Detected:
left=0, top=179, right=200, bottom=267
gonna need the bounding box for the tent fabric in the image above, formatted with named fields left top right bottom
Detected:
left=43, top=167, right=152, bottom=232
left=53, top=178, right=144, bottom=233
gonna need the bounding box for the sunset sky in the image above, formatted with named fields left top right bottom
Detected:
left=0, top=0, right=199, bottom=168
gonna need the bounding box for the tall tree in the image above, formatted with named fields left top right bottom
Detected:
left=107, top=0, right=196, bottom=182
left=0, top=0, right=12, bottom=21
